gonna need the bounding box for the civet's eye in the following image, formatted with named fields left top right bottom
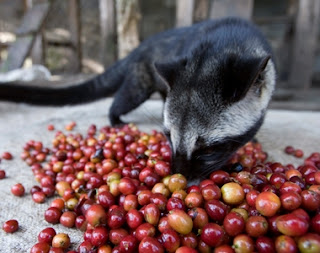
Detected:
left=163, top=128, right=171, bottom=140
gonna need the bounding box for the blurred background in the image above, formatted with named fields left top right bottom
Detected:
left=0, top=0, right=319, bottom=110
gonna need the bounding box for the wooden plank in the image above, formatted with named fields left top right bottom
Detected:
left=31, top=32, right=45, bottom=65
left=16, top=3, right=50, bottom=36
left=275, top=0, right=298, bottom=84
left=0, top=35, right=34, bottom=72
left=23, top=0, right=33, bottom=12
left=288, top=0, right=320, bottom=89
left=253, top=15, right=292, bottom=25
left=116, top=0, right=140, bottom=59
left=23, top=0, right=44, bottom=65
left=176, top=0, right=195, bottom=27
left=99, top=0, right=116, bottom=67
left=68, top=0, right=82, bottom=72
left=45, top=30, right=73, bottom=47
left=209, top=0, right=254, bottom=20
left=193, top=0, right=209, bottom=23
left=0, top=2, right=50, bottom=72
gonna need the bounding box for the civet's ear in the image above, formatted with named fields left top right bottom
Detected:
left=154, top=58, right=187, bottom=90
left=222, top=54, right=271, bottom=102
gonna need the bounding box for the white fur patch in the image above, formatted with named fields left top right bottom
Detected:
left=164, top=116, right=198, bottom=159
left=203, top=59, right=276, bottom=144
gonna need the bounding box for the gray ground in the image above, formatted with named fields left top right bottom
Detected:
left=0, top=98, right=319, bottom=252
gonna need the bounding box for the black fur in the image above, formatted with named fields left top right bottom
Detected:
left=0, top=18, right=276, bottom=179
left=0, top=17, right=273, bottom=124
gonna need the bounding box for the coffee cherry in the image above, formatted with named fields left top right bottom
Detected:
left=91, top=226, right=109, bottom=247
left=52, top=233, right=70, bottom=249
left=138, top=237, right=164, bottom=253
left=223, top=211, right=245, bottom=237
left=85, top=204, right=107, bottom=227
left=144, top=203, right=160, bottom=225
left=284, top=146, right=295, bottom=155
left=255, top=236, right=276, bottom=253
left=109, top=228, right=128, bottom=245
left=233, top=234, right=255, bottom=253
left=30, top=242, right=50, bottom=253
left=2, top=152, right=13, bottom=160
left=205, top=199, right=228, bottom=223
left=16, top=123, right=320, bottom=251
left=168, top=174, right=187, bottom=192
left=161, top=229, right=180, bottom=252
left=255, top=191, right=281, bottom=217
left=2, top=219, right=19, bottom=233
left=60, top=211, right=76, bottom=228
left=184, top=192, right=203, bottom=208
left=38, top=227, right=56, bottom=244
left=135, top=223, right=156, bottom=241
left=44, top=207, right=62, bottom=224
left=298, top=233, right=320, bottom=253
left=275, top=235, right=298, bottom=253
left=168, top=209, right=193, bottom=235
left=294, top=149, right=304, bottom=158
left=0, top=170, right=6, bottom=179
left=188, top=207, right=209, bottom=229
left=126, top=209, right=143, bottom=229
left=276, top=213, right=309, bottom=237
left=32, top=191, right=46, bottom=203
left=200, top=223, right=225, bottom=247
left=221, top=182, right=245, bottom=205
left=119, top=235, right=138, bottom=253
left=280, top=191, right=302, bottom=211
left=245, top=215, right=268, bottom=237
left=11, top=183, right=25, bottom=197
left=311, top=213, right=320, bottom=234
left=47, top=124, right=55, bottom=131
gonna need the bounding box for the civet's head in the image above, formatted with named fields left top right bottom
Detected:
left=155, top=45, right=276, bottom=182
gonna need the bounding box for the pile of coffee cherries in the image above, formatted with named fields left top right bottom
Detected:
left=13, top=123, right=320, bottom=252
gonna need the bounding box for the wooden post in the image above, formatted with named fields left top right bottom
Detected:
left=68, top=0, right=82, bottom=72
left=31, top=31, right=45, bottom=65
left=24, top=0, right=45, bottom=65
left=116, top=0, right=140, bottom=59
left=0, top=36, right=34, bottom=72
left=277, top=0, right=298, bottom=83
left=23, top=0, right=33, bottom=12
left=288, top=0, right=320, bottom=89
left=0, top=2, right=50, bottom=72
left=99, top=0, right=116, bottom=67
left=209, top=0, right=254, bottom=20
left=176, top=0, right=195, bottom=27
left=193, top=0, right=209, bottom=23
